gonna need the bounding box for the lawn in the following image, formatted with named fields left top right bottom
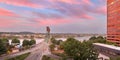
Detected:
left=6, top=52, right=30, bottom=60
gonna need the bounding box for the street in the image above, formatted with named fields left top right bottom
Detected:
left=0, top=41, right=49, bottom=60
left=25, top=42, right=50, bottom=60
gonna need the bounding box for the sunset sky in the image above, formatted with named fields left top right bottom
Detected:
left=0, top=0, right=106, bottom=33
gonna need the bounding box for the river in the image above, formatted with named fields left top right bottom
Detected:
left=8, top=36, right=91, bottom=46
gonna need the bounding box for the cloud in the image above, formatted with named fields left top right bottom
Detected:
left=82, top=4, right=107, bottom=15
left=50, top=0, right=80, bottom=4
left=0, top=8, right=17, bottom=16
left=32, top=10, right=64, bottom=19
left=30, top=18, right=73, bottom=26
left=0, top=0, right=106, bottom=33
left=0, top=0, right=42, bottom=8
left=81, top=0, right=93, bottom=5
left=97, top=6, right=107, bottom=15
left=50, top=2, right=94, bottom=20
left=39, top=19, right=70, bottom=25
left=0, top=18, right=18, bottom=28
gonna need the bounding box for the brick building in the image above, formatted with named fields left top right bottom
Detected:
left=107, top=0, right=120, bottom=45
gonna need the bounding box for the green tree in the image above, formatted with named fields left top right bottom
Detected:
left=22, top=40, right=30, bottom=47
left=62, top=37, right=98, bottom=60
left=29, top=39, right=36, bottom=45
left=49, top=44, right=55, bottom=51
left=89, top=36, right=97, bottom=40
left=88, top=36, right=107, bottom=43
left=0, top=39, right=7, bottom=55
left=12, top=38, right=20, bottom=43
left=57, top=40, right=63, bottom=45
left=2, top=38, right=9, bottom=43
left=97, top=36, right=104, bottom=40
left=1, top=38, right=9, bottom=51
left=51, top=37, right=57, bottom=44
left=62, top=38, right=80, bottom=56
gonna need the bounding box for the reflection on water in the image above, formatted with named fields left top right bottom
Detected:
left=56, top=36, right=91, bottom=42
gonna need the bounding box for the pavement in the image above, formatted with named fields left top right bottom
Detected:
left=25, top=49, right=42, bottom=60
left=0, top=40, right=54, bottom=60
left=25, top=42, right=50, bottom=60
left=0, top=41, right=49, bottom=60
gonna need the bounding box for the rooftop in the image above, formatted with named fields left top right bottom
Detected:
left=93, top=43, right=120, bottom=51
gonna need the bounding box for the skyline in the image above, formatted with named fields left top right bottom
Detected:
left=0, top=0, right=106, bottom=33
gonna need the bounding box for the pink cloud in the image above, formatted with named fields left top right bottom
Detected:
left=93, top=6, right=107, bottom=15
left=29, top=18, right=75, bottom=27
left=81, top=0, right=93, bottom=5
left=83, top=4, right=106, bottom=15
left=0, top=19, right=19, bottom=28
left=0, top=0, right=42, bottom=8
left=99, top=6, right=107, bottom=15
left=50, top=0, right=80, bottom=4
left=0, top=8, right=17, bottom=16
left=81, top=14, right=94, bottom=20
left=99, top=0, right=107, bottom=3
left=40, top=20, right=69, bottom=25
left=50, top=0, right=93, bottom=5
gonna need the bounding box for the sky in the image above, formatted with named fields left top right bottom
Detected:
left=0, top=0, right=106, bottom=33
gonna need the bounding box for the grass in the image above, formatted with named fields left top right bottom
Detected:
left=42, top=55, right=58, bottom=60
left=6, top=52, right=30, bottom=60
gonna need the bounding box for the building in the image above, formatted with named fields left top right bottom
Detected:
left=107, top=0, right=120, bottom=45
left=93, top=43, right=120, bottom=55
left=93, top=43, right=120, bottom=60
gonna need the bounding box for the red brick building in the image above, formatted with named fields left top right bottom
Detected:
left=107, top=0, right=120, bottom=45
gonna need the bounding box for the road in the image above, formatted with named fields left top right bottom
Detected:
left=0, top=41, right=49, bottom=60
left=25, top=42, right=50, bottom=60
left=25, top=49, right=42, bottom=60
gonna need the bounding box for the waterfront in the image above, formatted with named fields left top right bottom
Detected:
left=8, top=36, right=92, bottom=46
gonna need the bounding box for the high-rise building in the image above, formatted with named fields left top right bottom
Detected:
left=107, top=0, right=120, bottom=45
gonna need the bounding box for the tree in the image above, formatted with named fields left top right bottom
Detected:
left=2, top=38, right=8, bottom=43
left=51, top=37, right=57, bottom=44
left=29, top=39, right=36, bottom=45
left=62, top=37, right=98, bottom=60
left=49, top=44, right=55, bottom=51
left=62, top=38, right=80, bottom=56
left=57, top=40, right=63, bottom=45
left=88, top=36, right=107, bottom=43
left=97, top=36, right=104, bottom=40
left=22, top=40, right=30, bottom=47
left=89, top=36, right=97, bottom=40
left=0, top=39, right=7, bottom=55
left=12, top=38, right=20, bottom=43
left=1, top=38, right=9, bottom=51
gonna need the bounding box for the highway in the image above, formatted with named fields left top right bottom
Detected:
left=0, top=41, right=49, bottom=60
left=25, top=42, right=50, bottom=60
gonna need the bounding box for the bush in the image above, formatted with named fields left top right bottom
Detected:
left=42, top=55, right=56, bottom=60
